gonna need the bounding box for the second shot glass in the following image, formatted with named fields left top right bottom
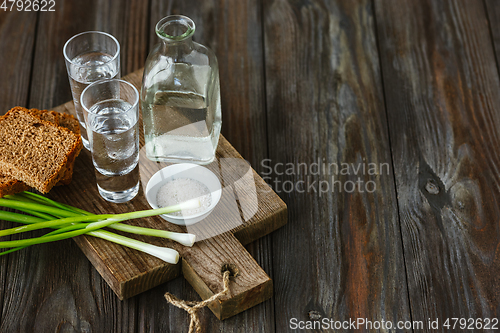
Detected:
left=81, top=79, right=140, bottom=203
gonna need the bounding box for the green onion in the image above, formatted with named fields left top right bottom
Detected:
left=0, top=211, right=183, bottom=264
left=88, top=230, right=179, bottom=263
left=0, top=192, right=199, bottom=264
left=108, top=223, right=196, bottom=247
left=7, top=193, right=198, bottom=247
left=0, top=198, right=79, bottom=218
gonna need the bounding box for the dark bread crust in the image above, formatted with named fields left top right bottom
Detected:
left=0, top=175, right=30, bottom=197
left=0, top=107, right=82, bottom=193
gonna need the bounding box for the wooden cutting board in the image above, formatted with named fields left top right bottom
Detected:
left=48, top=69, right=287, bottom=320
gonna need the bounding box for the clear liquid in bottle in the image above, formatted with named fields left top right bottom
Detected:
left=142, top=64, right=221, bottom=164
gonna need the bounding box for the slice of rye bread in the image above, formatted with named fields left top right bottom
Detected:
left=30, top=109, right=82, bottom=185
left=0, top=107, right=82, bottom=193
left=0, top=109, right=82, bottom=196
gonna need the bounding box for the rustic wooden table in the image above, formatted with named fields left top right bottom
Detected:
left=1, top=0, right=500, bottom=332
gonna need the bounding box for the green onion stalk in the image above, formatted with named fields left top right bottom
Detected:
left=0, top=192, right=198, bottom=264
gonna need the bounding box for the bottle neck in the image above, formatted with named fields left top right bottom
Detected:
left=156, top=15, right=195, bottom=44
left=159, top=37, right=195, bottom=61
left=161, top=36, right=194, bottom=48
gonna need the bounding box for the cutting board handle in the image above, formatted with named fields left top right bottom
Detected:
left=181, top=232, right=273, bottom=320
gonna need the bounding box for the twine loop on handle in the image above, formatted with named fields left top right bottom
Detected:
left=164, top=270, right=231, bottom=333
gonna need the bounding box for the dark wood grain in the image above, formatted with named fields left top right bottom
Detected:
left=485, top=0, right=500, bottom=73
left=376, top=0, right=500, bottom=327
left=0, top=11, right=37, bottom=114
left=263, top=0, right=411, bottom=330
left=0, top=9, right=38, bottom=332
left=30, top=0, right=149, bottom=110
left=0, top=1, right=148, bottom=332
left=3, top=0, right=500, bottom=331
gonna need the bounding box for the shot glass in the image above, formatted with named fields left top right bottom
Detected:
left=81, top=79, right=140, bottom=203
left=64, top=31, right=121, bottom=150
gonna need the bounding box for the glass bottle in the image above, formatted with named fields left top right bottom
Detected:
left=141, top=15, right=221, bottom=164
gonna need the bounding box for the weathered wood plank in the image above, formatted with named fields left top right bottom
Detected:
left=376, top=0, right=500, bottom=326
left=263, top=0, right=411, bottom=330
left=139, top=0, right=274, bottom=332
left=0, top=12, right=37, bottom=114
left=29, top=0, right=149, bottom=109
left=0, top=1, right=148, bottom=332
left=0, top=9, right=38, bottom=331
left=485, top=0, right=500, bottom=71
left=182, top=233, right=273, bottom=320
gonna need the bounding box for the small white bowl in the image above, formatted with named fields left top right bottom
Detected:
left=145, top=163, right=222, bottom=225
